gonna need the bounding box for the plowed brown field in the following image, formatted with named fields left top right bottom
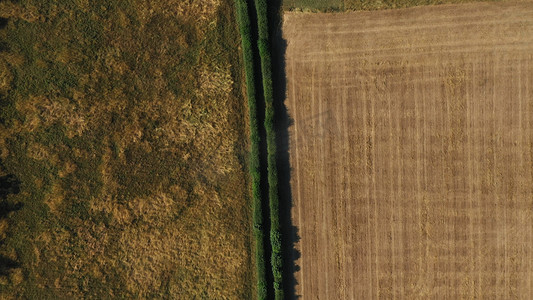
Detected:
left=284, top=2, right=533, bottom=299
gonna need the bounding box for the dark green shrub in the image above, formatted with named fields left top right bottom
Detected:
left=234, top=0, right=268, bottom=299
left=253, top=0, right=284, bottom=298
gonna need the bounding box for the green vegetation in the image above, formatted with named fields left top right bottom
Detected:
left=344, top=0, right=500, bottom=10
left=234, top=0, right=285, bottom=298
left=0, top=0, right=253, bottom=298
left=283, top=0, right=501, bottom=11
left=253, top=0, right=284, bottom=298
left=284, top=0, right=343, bottom=11
left=234, top=0, right=268, bottom=299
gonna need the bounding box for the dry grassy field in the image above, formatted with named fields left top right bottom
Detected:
left=0, top=0, right=253, bottom=298
left=285, top=1, right=533, bottom=298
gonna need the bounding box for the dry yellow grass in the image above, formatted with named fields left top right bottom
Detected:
left=0, top=0, right=254, bottom=298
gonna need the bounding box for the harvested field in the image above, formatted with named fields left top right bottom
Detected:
left=284, top=2, right=533, bottom=299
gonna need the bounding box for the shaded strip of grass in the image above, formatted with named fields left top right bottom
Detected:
left=254, top=0, right=284, bottom=298
left=234, top=1, right=268, bottom=299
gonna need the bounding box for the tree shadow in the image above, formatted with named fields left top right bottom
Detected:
left=0, top=18, right=7, bottom=30
left=0, top=255, right=19, bottom=276
left=0, top=17, right=8, bottom=53
left=0, top=172, right=23, bottom=276
left=267, top=1, right=302, bottom=299
left=0, top=174, right=20, bottom=201
left=0, top=41, right=8, bottom=52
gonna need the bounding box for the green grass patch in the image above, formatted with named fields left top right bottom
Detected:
left=344, top=0, right=501, bottom=10
left=254, top=0, right=284, bottom=298
left=284, top=0, right=502, bottom=11
left=234, top=0, right=269, bottom=299
left=284, top=0, right=343, bottom=11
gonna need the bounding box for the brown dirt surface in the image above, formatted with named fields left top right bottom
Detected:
left=284, top=1, right=533, bottom=298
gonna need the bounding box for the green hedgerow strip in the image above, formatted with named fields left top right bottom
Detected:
left=253, top=0, right=284, bottom=298
left=234, top=0, right=268, bottom=299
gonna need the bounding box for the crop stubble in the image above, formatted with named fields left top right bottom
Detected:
left=285, top=2, right=533, bottom=298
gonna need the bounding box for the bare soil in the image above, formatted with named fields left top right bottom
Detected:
left=284, top=2, right=533, bottom=298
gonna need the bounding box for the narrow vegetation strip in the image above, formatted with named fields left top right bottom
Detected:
left=253, top=0, right=284, bottom=298
left=282, top=0, right=505, bottom=12
left=234, top=1, right=268, bottom=299
left=235, top=0, right=284, bottom=298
